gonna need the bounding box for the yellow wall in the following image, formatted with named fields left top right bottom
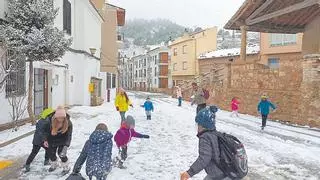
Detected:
left=195, top=27, right=218, bottom=56
left=170, top=27, right=218, bottom=80
left=100, top=5, right=118, bottom=73
left=260, top=33, right=303, bottom=55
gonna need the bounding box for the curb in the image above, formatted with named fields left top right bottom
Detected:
left=0, top=130, right=35, bottom=148
left=0, top=160, right=13, bottom=170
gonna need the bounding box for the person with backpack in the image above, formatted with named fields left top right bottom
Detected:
left=258, top=95, right=277, bottom=130
left=191, top=82, right=208, bottom=114
left=180, top=106, right=248, bottom=180
left=176, top=86, right=183, bottom=107
left=24, top=108, right=55, bottom=172
left=35, top=106, right=73, bottom=174
left=115, top=88, right=133, bottom=122
left=141, top=97, right=154, bottom=120
left=71, top=123, right=113, bottom=180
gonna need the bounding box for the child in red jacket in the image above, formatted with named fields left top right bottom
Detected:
left=230, top=97, right=240, bottom=118
left=114, top=115, right=149, bottom=169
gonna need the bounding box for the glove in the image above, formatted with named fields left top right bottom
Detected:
left=116, top=107, right=119, bottom=111
left=180, top=172, right=190, bottom=180
left=59, top=146, right=68, bottom=158
left=142, top=135, right=150, bottom=139
left=130, top=104, right=133, bottom=108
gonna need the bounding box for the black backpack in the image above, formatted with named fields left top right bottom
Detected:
left=213, top=131, right=248, bottom=179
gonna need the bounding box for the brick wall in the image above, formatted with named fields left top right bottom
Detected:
left=182, top=52, right=320, bottom=127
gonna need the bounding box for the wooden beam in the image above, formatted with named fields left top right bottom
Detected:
left=247, top=0, right=275, bottom=22
left=240, top=26, right=247, bottom=62
left=247, top=0, right=319, bottom=25
left=247, top=24, right=305, bottom=33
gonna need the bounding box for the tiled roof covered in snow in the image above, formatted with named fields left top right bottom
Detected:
left=199, top=45, right=260, bottom=60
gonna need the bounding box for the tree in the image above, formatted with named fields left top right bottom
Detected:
left=8, top=90, right=28, bottom=131
left=0, top=0, right=72, bottom=124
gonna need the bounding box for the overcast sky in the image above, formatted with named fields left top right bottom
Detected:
left=108, top=0, right=245, bottom=28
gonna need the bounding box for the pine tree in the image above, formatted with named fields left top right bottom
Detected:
left=0, top=0, right=72, bottom=124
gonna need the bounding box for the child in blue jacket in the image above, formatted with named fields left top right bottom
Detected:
left=72, top=123, right=113, bottom=180
left=141, top=97, right=154, bottom=120
left=258, top=95, right=276, bottom=130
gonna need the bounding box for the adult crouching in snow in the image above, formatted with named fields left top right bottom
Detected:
left=115, top=88, right=133, bottom=122
left=39, top=106, right=73, bottom=174
left=191, top=82, right=206, bottom=114
left=72, top=123, right=113, bottom=180
left=181, top=106, right=230, bottom=180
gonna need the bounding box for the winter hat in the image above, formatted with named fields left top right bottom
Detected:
left=146, top=96, right=150, bottom=100
left=124, top=115, right=135, bottom=127
left=195, top=106, right=218, bottom=130
left=54, top=106, right=66, bottom=118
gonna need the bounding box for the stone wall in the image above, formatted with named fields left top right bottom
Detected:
left=178, top=52, right=320, bottom=127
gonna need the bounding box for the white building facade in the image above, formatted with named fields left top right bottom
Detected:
left=0, top=0, right=107, bottom=125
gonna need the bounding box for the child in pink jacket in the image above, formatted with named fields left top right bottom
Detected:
left=114, top=115, right=149, bottom=169
left=230, top=97, right=240, bottom=117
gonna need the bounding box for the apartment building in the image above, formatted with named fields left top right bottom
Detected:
left=169, top=27, right=218, bottom=86
left=147, top=46, right=170, bottom=89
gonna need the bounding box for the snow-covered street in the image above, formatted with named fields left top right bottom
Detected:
left=1, top=91, right=320, bottom=180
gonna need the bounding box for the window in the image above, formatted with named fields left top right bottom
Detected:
left=112, top=74, right=116, bottom=88
left=268, top=58, right=280, bottom=69
left=173, top=48, right=178, bottom=56
left=154, top=55, right=158, bottom=64
left=144, top=58, right=146, bottom=67
left=173, top=63, right=177, bottom=71
left=154, top=79, right=157, bottom=85
left=63, top=0, right=72, bottom=35
left=135, top=70, right=138, bottom=78
left=269, top=33, right=297, bottom=46
left=183, top=61, right=187, bottom=70
left=183, top=45, right=188, bottom=54
left=5, top=57, right=26, bottom=97
left=144, top=69, right=146, bottom=77
left=154, top=67, right=157, bottom=76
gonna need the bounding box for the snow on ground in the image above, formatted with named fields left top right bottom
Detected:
left=0, top=124, right=34, bottom=144
left=0, top=91, right=320, bottom=180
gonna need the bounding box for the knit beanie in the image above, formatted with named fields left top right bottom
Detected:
left=54, top=106, right=66, bottom=118
left=195, top=106, right=218, bottom=130
left=125, top=115, right=135, bottom=127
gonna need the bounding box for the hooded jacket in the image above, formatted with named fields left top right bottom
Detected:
left=73, top=130, right=113, bottom=178
left=258, top=100, right=276, bottom=115
left=187, top=130, right=225, bottom=179
left=115, top=94, right=132, bottom=112
left=114, top=125, right=146, bottom=147
left=35, top=112, right=73, bottom=147
left=142, top=100, right=154, bottom=111
left=231, top=99, right=240, bottom=111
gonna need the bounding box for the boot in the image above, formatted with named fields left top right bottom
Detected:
left=61, top=162, right=70, bottom=175
left=149, top=115, right=151, bottom=120
left=118, top=160, right=127, bottom=169
left=48, top=161, right=59, bottom=172
left=24, top=164, right=30, bottom=172
left=44, top=159, right=50, bottom=166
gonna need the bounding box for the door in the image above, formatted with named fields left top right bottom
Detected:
left=34, top=68, right=48, bottom=115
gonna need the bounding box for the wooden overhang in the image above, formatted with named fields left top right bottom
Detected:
left=224, top=0, right=320, bottom=33
left=107, top=3, right=126, bottom=26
